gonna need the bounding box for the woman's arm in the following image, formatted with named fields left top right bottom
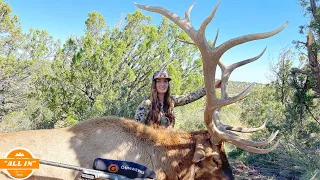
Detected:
left=134, top=99, right=152, bottom=124
left=172, top=80, right=221, bottom=107
left=172, top=87, right=206, bottom=107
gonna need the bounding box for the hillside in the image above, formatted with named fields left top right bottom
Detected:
left=225, top=81, right=265, bottom=97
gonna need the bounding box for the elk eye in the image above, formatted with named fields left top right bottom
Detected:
left=212, top=158, right=219, bottom=166
left=195, top=161, right=204, bottom=168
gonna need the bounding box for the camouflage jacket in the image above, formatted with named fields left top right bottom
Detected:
left=134, top=87, right=206, bottom=126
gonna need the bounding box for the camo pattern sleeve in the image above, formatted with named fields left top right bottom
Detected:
left=134, top=99, right=152, bottom=124
left=172, top=87, right=206, bottom=107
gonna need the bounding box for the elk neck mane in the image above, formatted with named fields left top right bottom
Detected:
left=68, top=116, right=210, bottom=148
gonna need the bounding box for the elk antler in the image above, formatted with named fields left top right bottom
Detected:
left=135, top=2, right=288, bottom=154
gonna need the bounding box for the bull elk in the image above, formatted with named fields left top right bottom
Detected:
left=0, top=1, right=288, bottom=180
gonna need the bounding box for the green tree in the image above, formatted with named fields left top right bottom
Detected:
left=290, top=0, right=320, bottom=132
left=239, top=84, right=286, bottom=132
left=35, top=10, right=204, bottom=127
left=269, top=48, right=295, bottom=104
left=0, top=0, right=23, bottom=57
left=290, top=0, right=320, bottom=148
left=0, top=1, right=60, bottom=131
left=295, top=0, right=320, bottom=95
left=25, top=29, right=60, bottom=129
left=0, top=0, right=27, bottom=128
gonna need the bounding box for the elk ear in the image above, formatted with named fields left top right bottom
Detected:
left=215, top=80, right=222, bottom=88
left=192, top=137, right=206, bottom=163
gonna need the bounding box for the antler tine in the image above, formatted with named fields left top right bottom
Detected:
left=185, top=2, right=196, bottom=22
left=223, top=121, right=267, bottom=133
left=199, top=2, right=221, bottom=35
left=213, top=83, right=255, bottom=110
left=216, top=22, right=288, bottom=57
left=217, top=128, right=279, bottom=147
left=215, top=109, right=267, bottom=136
left=218, top=47, right=266, bottom=98
left=212, top=28, right=219, bottom=48
left=235, top=140, right=280, bottom=154
left=212, top=111, right=278, bottom=148
left=228, top=47, right=267, bottom=72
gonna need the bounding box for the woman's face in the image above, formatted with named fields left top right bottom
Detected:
left=155, top=78, right=169, bottom=95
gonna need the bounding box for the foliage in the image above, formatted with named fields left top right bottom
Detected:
left=0, top=0, right=25, bottom=122
left=269, top=48, right=295, bottom=104
left=0, top=0, right=60, bottom=131
left=232, top=46, right=320, bottom=179
left=287, top=68, right=320, bottom=132
left=239, top=84, right=286, bottom=132
left=33, top=10, right=204, bottom=126
left=295, top=0, right=320, bottom=95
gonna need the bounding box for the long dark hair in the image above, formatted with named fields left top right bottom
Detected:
left=146, top=80, right=175, bottom=127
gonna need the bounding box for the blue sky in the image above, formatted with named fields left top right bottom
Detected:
left=6, top=0, right=309, bottom=83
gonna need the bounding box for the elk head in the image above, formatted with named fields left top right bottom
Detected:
left=135, top=0, right=288, bottom=178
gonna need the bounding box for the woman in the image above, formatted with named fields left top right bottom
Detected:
left=134, top=69, right=221, bottom=128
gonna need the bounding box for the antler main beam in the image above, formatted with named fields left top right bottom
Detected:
left=134, top=2, right=197, bottom=39
left=135, top=1, right=288, bottom=154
